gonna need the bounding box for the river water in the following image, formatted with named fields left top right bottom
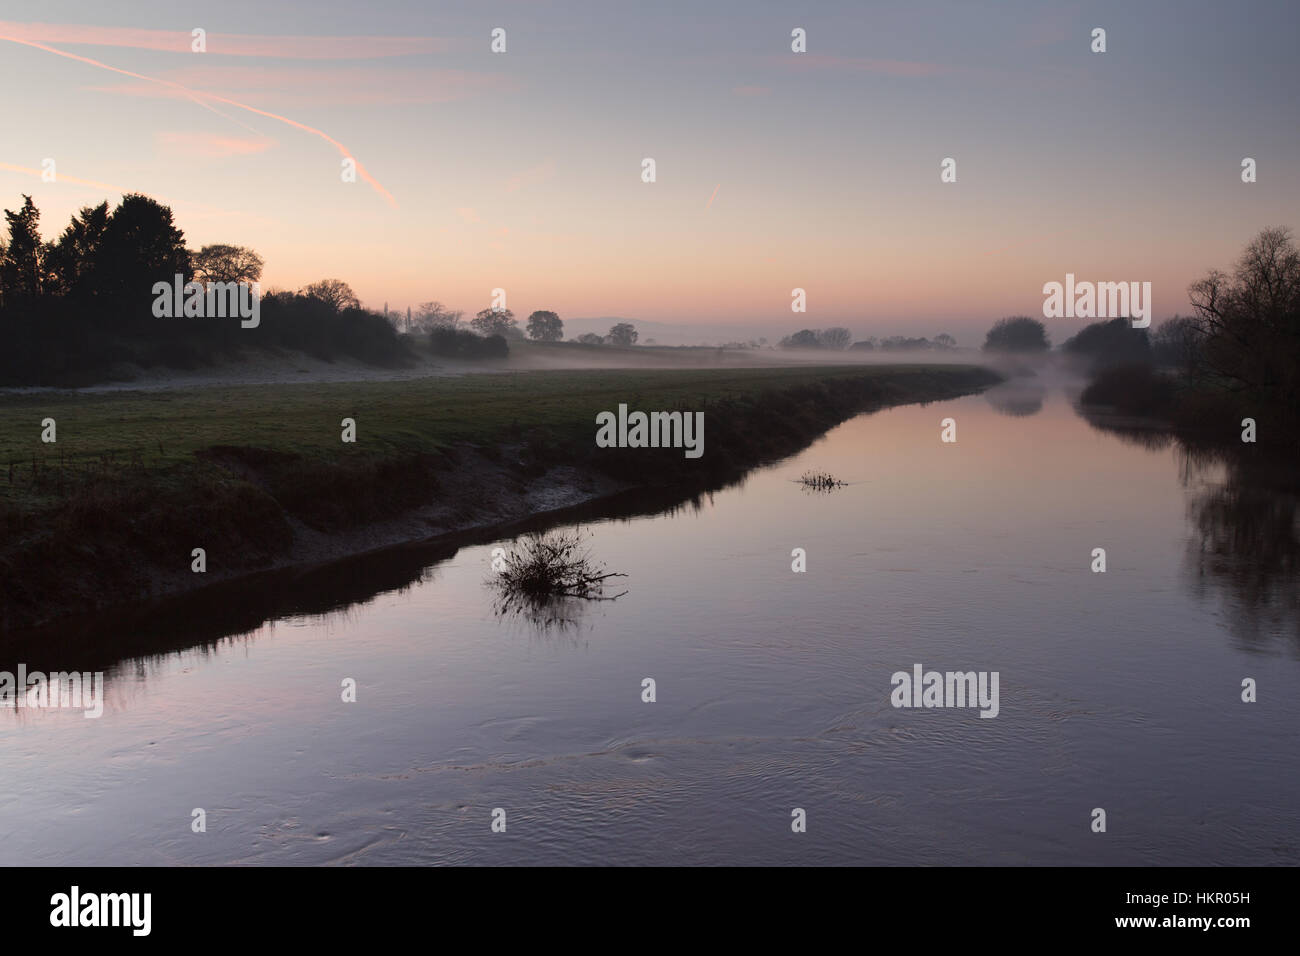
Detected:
left=2, top=378, right=1297, bottom=865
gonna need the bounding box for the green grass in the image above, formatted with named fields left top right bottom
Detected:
left=0, top=365, right=976, bottom=505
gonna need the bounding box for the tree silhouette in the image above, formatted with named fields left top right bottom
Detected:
left=94, top=193, right=190, bottom=316
left=819, top=327, right=852, bottom=350
left=982, top=316, right=1049, bottom=352
left=607, top=322, right=638, bottom=346
left=1151, top=316, right=1201, bottom=372
left=301, top=279, right=360, bottom=312
left=192, top=244, right=264, bottom=285
left=413, top=301, right=462, bottom=330
left=45, top=202, right=109, bottom=297
left=1062, top=318, right=1150, bottom=370
left=0, top=195, right=45, bottom=301
left=1189, top=227, right=1300, bottom=419
left=471, top=307, right=517, bottom=337
left=526, top=310, right=564, bottom=341
left=780, top=329, right=822, bottom=348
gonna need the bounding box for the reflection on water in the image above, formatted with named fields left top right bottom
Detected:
left=1078, top=406, right=1300, bottom=647
left=1184, top=452, right=1300, bottom=647
left=2, top=379, right=1298, bottom=866
left=984, top=380, right=1046, bottom=418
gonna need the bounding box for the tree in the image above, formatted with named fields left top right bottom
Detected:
left=982, top=316, right=1049, bottom=353
left=94, top=194, right=190, bottom=311
left=0, top=195, right=45, bottom=300
left=1062, top=318, right=1151, bottom=370
left=607, top=322, right=638, bottom=346
left=780, top=329, right=823, bottom=348
left=471, top=307, right=517, bottom=337
left=880, top=335, right=933, bottom=350
left=576, top=332, right=604, bottom=345
left=413, top=301, right=462, bottom=330
left=1189, top=227, right=1300, bottom=411
left=933, top=333, right=957, bottom=349
left=301, top=279, right=360, bottom=312
left=526, top=309, right=564, bottom=341
left=192, top=244, right=264, bottom=285
left=430, top=326, right=508, bottom=359
left=44, top=202, right=110, bottom=297
left=819, top=327, right=852, bottom=350
left=1151, top=315, right=1202, bottom=372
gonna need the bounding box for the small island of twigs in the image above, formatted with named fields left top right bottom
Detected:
left=796, top=470, right=847, bottom=492
left=488, top=529, right=627, bottom=625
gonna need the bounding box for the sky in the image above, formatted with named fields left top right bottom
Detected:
left=1, top=0, right=1298, bottom=344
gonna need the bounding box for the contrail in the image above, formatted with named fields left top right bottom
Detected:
left=705, top=183, right=720, bottom=211
left=0, top=32, right=396, bottom=207
left=0, top=161, right=130, bottom=195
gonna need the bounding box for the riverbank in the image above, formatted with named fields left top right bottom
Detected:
left=0, top=364, right=999, bottom=631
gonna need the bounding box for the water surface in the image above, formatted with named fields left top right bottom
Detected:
left=2, top=381, right=1297, bottom=865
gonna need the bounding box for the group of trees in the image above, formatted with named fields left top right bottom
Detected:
left=568, top=321, right=640, bottom=346
left=779, top=327, right=852, bottom=350
left=851, top=334, right=958, bottom=351
left=399, top=306, right=636, bottom=347
left=779, top=328, right=960, bottom=351
left=1185, top=226, right=1300, bottom=420
left=429, top=326, right=509, bottom=359
left=0, top=192, right=404, bottom=383
left=401, top=303, right=641, bottom=355
left=982, top=316, right=1051, bottom=353
left=977, top=228, right=1300, bottom=440
left=1, top=193, right=194, bottom=310
left=1061, top=317, right=1151, bottom=369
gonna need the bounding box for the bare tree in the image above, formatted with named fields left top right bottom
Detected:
left=192, top=244, right=264, bottom=285
left=1189, top=227, right=1300, bottom=405
left=819, top=327, right=852, bottom=350
left=413, top=300, right=463, bottom=330
left=301, top=278, right=360, bottom=312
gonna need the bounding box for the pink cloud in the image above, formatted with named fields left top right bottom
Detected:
left=156, top=131, right=275, bottom=159
left=456, top=207, right=480, bottom=224
left=0, top=21, right=454, bottom=58
left=92, top=65, right=520, bottom=107
left=0, top=33, right=396, bottom=205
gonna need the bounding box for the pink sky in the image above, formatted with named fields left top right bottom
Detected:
left=1, top=6, right=1297, bottom=341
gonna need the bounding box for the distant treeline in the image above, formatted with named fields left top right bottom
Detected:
left=779, top=328, right=960, bottom=351
left=0, top=193, right=405, bottom=385
left=978, top=228, right=1300, bottom=445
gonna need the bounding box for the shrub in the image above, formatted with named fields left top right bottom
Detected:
left=430, top=327, right=509, bottom=359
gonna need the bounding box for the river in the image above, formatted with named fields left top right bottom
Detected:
left=2, top=376, right=1297, bottom=865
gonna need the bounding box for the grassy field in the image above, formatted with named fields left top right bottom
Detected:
left=0, top=365, right=982, bottom=504
left=0, top=364, right=1000, bottom=630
